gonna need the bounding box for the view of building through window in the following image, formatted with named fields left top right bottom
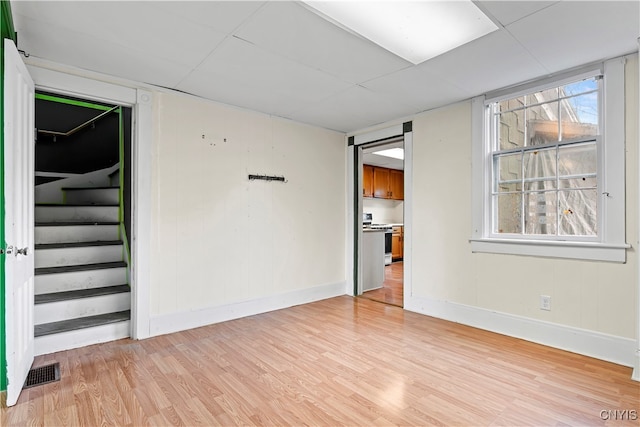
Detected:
left=491, top=77, right=599, bottom=237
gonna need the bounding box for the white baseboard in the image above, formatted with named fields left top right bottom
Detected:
left=405, top=295, right=637, bottom=369
left=149, top=281, right=346, bottom=337
left=632, top=351, right=640, bottom=381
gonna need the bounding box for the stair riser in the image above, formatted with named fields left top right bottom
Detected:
left=109, top=171, right=120, bottom=187
left=35, top=224, right=120, bottom=244
left=35, top=320, right=130, bottom=356
left=35, top=267, right=127, bottom=294
left=64, top=188, right=119, bottom=205
left=35, top=245, right=123, bottom=268
left=35, top=206, right=119, bottom=223
left=35, top=292, right=130, bottom=324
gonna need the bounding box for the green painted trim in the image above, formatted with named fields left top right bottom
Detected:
left=118, top=107, right=124, bottom=224
left=0, top=0, right=17, bottom=393
left=35, top=93, right=112, bottom=111
left=1, top=1, right=16, bottom=41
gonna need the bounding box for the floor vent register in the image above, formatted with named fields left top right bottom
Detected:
left=23, top=363, right=60, bottom=389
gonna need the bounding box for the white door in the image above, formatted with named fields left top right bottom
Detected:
left=4, top=39, right=35, bottom=407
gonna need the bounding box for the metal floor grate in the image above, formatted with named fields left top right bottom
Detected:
left=24, top=363, right=60, bottom=389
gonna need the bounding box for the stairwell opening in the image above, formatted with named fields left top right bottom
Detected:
left=33, top=92, right=133, bottom=354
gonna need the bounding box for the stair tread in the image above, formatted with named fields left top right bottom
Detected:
left=36, top=221, right=119, bottom=227
left=35, top=310, right=131, bottom=337
left=35, top=240, right=122, bottom=250
left=35, top=284, right=130, bottom=304
left=36, top=261, right=127, bottom=275
left=62, top=186, right=119, bottom=190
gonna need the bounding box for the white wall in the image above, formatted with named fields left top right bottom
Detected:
left=363, top=198, right=404, bottom=224
left=402, top=54, right=638, bottom=367
left=148, top=92, right=346, bottom=333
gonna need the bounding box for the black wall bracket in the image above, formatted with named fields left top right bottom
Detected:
left=248, top=174, right=286, bottom=183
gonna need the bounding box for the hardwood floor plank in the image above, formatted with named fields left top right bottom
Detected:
left=2, top=296, right=638, bottom=426
left=362, top=261, right=403, bottom=306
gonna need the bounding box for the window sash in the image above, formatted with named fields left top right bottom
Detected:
left=490, top=135, right=599, bottom=240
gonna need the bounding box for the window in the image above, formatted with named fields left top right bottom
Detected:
left=471, top=58, right=628, bottom=262
left=492, top=76, right=600, bottom=239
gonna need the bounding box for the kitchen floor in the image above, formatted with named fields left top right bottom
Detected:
left=361, top=261, right=403, bottom=307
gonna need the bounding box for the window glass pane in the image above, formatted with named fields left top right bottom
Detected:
left=558, top=143, right=596, bottom=176
left=499, top=110, right=525, bottom=149
left=523, top=148, right=556, bottom=190
left=527, top=87, right=558, bottom=105
left=495, top=193, right=522, bottom=234
left=497, top=182, right=521, bottom=193
left=524, top=191, right=557, bottom=235
left=561, top=93, right=599, bottom=140
left=497, top=153, right=522, bottom=182
left=499, top=96, right=525, bottom=113
left=527, top=101, right=559, bottom=145
left=562, top=78, right=597, bottom=96
left=559, top=189, right=597, bottom=236
left=559, top=177, right=597, bottom=189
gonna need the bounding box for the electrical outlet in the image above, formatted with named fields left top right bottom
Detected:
left=540, top=295, right=551, bottom=311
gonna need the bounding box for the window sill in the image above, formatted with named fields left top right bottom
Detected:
left=470, top=238, right=630, bottom=263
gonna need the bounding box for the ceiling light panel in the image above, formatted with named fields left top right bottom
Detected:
left=372, top=148, right=404, bottom=160
left=302, top=0, right=498, bottom=64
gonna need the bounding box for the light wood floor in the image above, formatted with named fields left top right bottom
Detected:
left=362, top=261, right=403, bottom=307
left=2, top=296, right=638, bottom=426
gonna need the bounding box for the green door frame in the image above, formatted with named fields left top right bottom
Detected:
left=0, top=0, right=17, bottom=393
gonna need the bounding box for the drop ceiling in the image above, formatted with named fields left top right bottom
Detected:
left=11, top=1, right=640, bottom=134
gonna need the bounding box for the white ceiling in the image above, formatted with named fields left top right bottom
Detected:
left=11, top=1, right=640, bottom=134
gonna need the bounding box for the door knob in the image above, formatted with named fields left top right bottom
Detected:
left=6, top=245, right=13, bottom=255
left=16, top=247, right=28, bottom=256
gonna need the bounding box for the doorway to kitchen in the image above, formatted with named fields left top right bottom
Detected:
left=358, top=137, right=405, bottom=307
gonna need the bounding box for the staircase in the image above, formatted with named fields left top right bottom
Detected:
left=34, top=182, right=130, bottom=355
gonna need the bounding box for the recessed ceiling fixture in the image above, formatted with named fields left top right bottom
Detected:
left=302, top=0, right=498, bottom=65
left=373, top=148, right=404, bottom=160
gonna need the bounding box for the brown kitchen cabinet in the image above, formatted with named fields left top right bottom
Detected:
left=373, top=167, right=390, bottom=198
left=367, top=165, right=404, bottom=200
left=389, top=169, right=404, bottom=200
left=392, top=226, right=403, bottom=260
left=363, top=165, right=374, bottom=198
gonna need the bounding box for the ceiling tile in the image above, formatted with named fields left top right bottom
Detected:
left=234, top=1, right=411, bottom=84
left=13, top=1, right=228, bottom=68
left=176, top=37, right=352, bottom=118
left=14, top=14, right=193, bottom=88
left=362, top=66, right=470, bottom=113
left=425, top=29, right=548, bottom=95
left=478, top=1, right=559, bottom=26
left=292, top=85, right=418, bottom=132
left=151, top=1, right=266, bottom=33
left=506, top=1, right=640, bottom=73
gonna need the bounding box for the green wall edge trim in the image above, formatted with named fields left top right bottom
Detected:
left=1, top=1, right=15, bottom=40
left=0, top=0, right=18, bottom=391
left=35, top=93, right=113, bottom=111
left=0, top=0, right=18, bottom=393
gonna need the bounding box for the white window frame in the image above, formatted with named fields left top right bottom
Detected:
left=471, top=57, right=629, bottom=262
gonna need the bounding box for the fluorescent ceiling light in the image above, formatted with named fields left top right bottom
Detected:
left=302, top=1, right=498, bottom=65
left=373, top=148, right=404, bottom=160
